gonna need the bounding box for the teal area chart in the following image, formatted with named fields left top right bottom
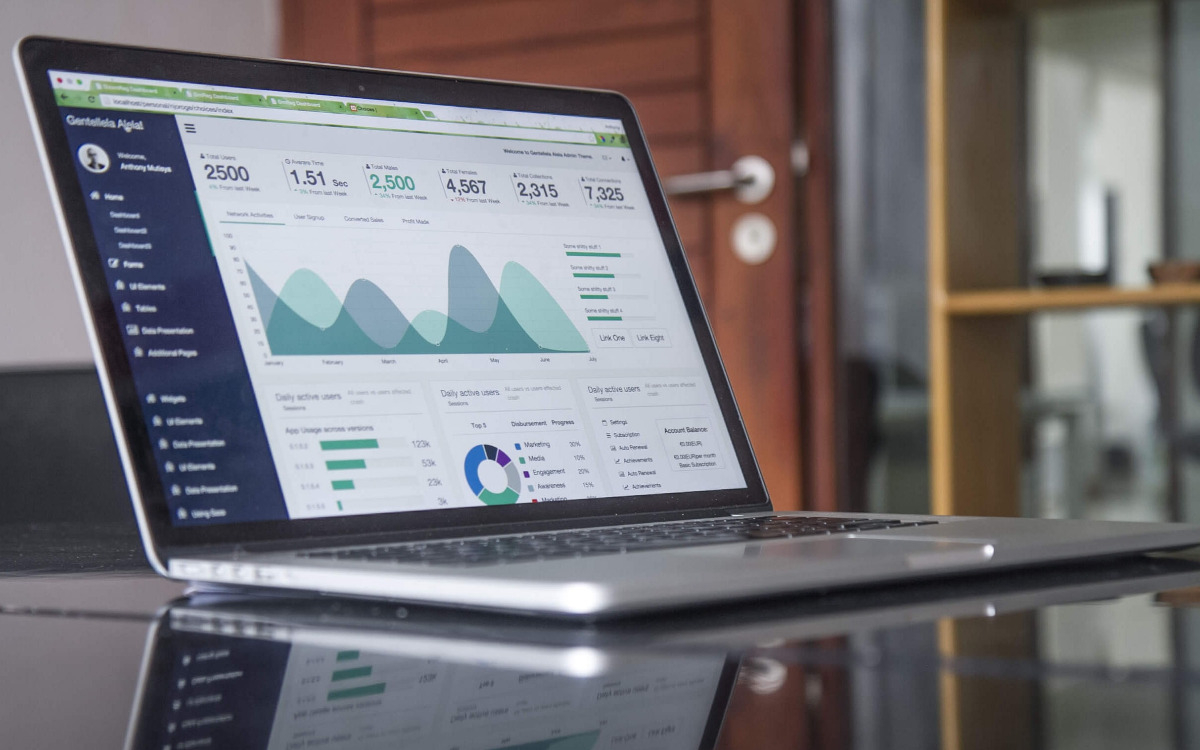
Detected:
left=464, top=444, right=521, bottom=505
left=246, top=245, right=589, bottom=355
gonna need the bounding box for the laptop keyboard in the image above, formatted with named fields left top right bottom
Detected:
left=297, top=515, right=938, bottom=568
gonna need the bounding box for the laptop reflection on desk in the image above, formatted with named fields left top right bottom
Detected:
left=125, top=605, right=737, bottom=750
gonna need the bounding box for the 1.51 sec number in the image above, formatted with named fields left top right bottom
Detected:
left=289, top=169, right=325, bottom=186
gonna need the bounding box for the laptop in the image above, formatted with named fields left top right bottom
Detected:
left=127, top=555, right=1200, bottom=749
left=16, top=36, right=1200, bottom=617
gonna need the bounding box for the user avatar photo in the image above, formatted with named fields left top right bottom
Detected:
left=77, top=142, right=110, bottom=174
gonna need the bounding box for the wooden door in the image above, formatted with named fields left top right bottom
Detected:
left=281, top=0, right=814, bottom=510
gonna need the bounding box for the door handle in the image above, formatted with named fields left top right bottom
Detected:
left=663, top=155, right=775, bottom=204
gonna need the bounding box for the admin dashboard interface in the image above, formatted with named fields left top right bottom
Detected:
left=49, top=70, right=747, bottom=526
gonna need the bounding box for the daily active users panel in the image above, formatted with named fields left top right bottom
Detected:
left=257, top=372, right=741, bottom=519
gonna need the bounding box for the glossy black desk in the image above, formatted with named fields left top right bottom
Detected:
left=5, top=522, right=1200, bottom=750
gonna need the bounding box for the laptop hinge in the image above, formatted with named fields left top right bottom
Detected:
left=164, top=506, right=748, bottom=558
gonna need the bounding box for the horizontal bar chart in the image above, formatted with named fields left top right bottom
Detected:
left=327, top=682, right=386, bottom=701
left=320, top=438, right=379, bottom=451
left=331, top=666, right=373, bottom=682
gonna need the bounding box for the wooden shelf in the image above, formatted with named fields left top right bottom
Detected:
left=941, top=284, right=1200, bottom=316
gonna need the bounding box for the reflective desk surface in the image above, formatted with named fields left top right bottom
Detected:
left=7, top=522, right=1200, bottom=749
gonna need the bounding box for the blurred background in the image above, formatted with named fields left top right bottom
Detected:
left=7, top=1, right=1200, bottom=747
left=13, top=0, right=1200, bottom=529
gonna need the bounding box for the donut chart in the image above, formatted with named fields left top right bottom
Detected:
left=463, top=444, right=521, bottom=505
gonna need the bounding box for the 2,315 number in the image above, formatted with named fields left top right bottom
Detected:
left=516, top=181, right=558, bottom=199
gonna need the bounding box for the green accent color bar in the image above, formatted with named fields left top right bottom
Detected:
left=587, top=316, right=622, bottom=321
left=580, top=294, right=608, bottom=300
left=331, top=666, right=373, bottom=682
left=327, top=682, right=386, bottom=701
left=566, top=251, right=621, bottom=258
left=326, top=459, right=367, bottom=471
left=573, top=273, right=615, bottom=278
left=337, top=501, right=343, bottom=511
left=336, top=650, right=360, bottom=662
left=332, top=480, right=355, bottom=491
left=51, top=76, right=619, bottom=148
left=321, top=439, right=379, bottom=451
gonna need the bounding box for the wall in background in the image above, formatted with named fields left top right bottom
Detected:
left=0, top=0, right=278, bottom=368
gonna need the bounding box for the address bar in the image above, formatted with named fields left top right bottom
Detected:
left=98, top=95, right=598, bottom=144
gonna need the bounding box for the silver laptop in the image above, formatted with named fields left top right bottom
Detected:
left=17, top=37, right=1200, bottom=618
left=127, top=555, right=1200, bottom=749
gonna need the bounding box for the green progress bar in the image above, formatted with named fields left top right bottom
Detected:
left=326, top=459, right=367, bottom=470
left=332, top=480, right=355, bottom=491
left=321, top=439, right=379, bottom=451
left=566, top=251, right=621, bottom=257
left=336, top=650, right=359, bottom=662
left=332, top=666, right=373, bottom=682
left=573, top=272, right=615, bottom=278
left=580, top=294, right=608, bottom=299
left=327, top=682, right=386, bottom=701
left=587, top=316, right=623, bottom=321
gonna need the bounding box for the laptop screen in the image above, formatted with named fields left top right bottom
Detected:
left=46, top=70, right=748, bottom=527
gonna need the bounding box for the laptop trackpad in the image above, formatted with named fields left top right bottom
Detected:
left=669, top=536, right=995, bottom=570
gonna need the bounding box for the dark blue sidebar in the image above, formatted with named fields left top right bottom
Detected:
left=59, top=108, right=287, bottom=525
left=134, top=628, right=291, bottom=749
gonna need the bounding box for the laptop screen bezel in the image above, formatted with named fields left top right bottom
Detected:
left=17, top=36, right=774, bottom=552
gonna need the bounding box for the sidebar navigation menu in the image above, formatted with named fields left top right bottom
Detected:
left=59, top=108, right=287, bottom=524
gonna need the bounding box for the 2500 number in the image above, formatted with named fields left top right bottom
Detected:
left=205, top=164, right=251, bottom=182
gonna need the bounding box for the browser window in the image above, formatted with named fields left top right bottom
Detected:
left=50, top=71, right=746, bottom=526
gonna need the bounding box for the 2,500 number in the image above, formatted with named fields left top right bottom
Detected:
left=205, top=164, right=250, bottom=182
left=370, top=173, right=416, bottom=191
